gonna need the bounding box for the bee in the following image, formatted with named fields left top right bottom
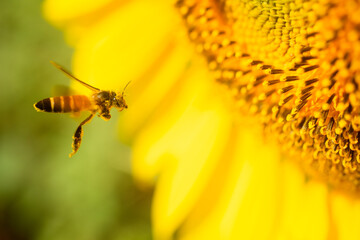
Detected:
left=34, top=61, right=129, bottom=157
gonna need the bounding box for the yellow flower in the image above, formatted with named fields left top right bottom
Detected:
left=43, top=0, right=360, bottom=239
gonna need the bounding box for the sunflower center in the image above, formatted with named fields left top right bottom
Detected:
left=176, top=0, right=360, bottom=194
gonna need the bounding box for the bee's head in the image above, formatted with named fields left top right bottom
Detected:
left=113, top=93, right=128, bottom=110
left=113, top=81, right=130, bottom=111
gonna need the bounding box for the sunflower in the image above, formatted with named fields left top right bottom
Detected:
left=43, top=0, right=360, bottom=239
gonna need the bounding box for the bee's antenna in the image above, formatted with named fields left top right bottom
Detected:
left=122, top=81, right=131, bottom=96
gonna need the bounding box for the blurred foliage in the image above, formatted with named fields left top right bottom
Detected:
left=0, top=1, right=152, bottom=239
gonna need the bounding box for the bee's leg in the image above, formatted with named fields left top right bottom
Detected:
left=69, top=113, right=95, bottom=157
left=100, top=112, right=111, bottom=120
left=99, top=107, right=111, bottom=120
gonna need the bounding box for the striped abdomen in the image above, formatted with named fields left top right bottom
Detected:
left=34, top=95, right=93, bottom=113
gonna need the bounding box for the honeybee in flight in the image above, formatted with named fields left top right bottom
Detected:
left=34, top=61, right=129, bottom=157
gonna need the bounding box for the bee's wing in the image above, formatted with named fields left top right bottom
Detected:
left=50, top=61, right=100, bottom=92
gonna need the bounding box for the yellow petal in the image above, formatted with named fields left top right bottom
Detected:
left=331, top=191, right=360, bottom=240
left=275, top=161, right=329, bottom=240
left=179, top=121, right=282, bottom=240
left=43, top=0, right=117, bottom=45
left=43, top=0, right=113, bottom=26
left=70, top=0, right=181, bottom=89
left=132, top=66, right=232, bottom=239
left=117, top=37, right=194, bottom=143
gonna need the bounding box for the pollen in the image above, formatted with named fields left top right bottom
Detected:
left=176, top=0, right=360, bottom=194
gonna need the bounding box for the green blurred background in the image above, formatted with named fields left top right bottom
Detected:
left=0, top=1, right=152, bottom=239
